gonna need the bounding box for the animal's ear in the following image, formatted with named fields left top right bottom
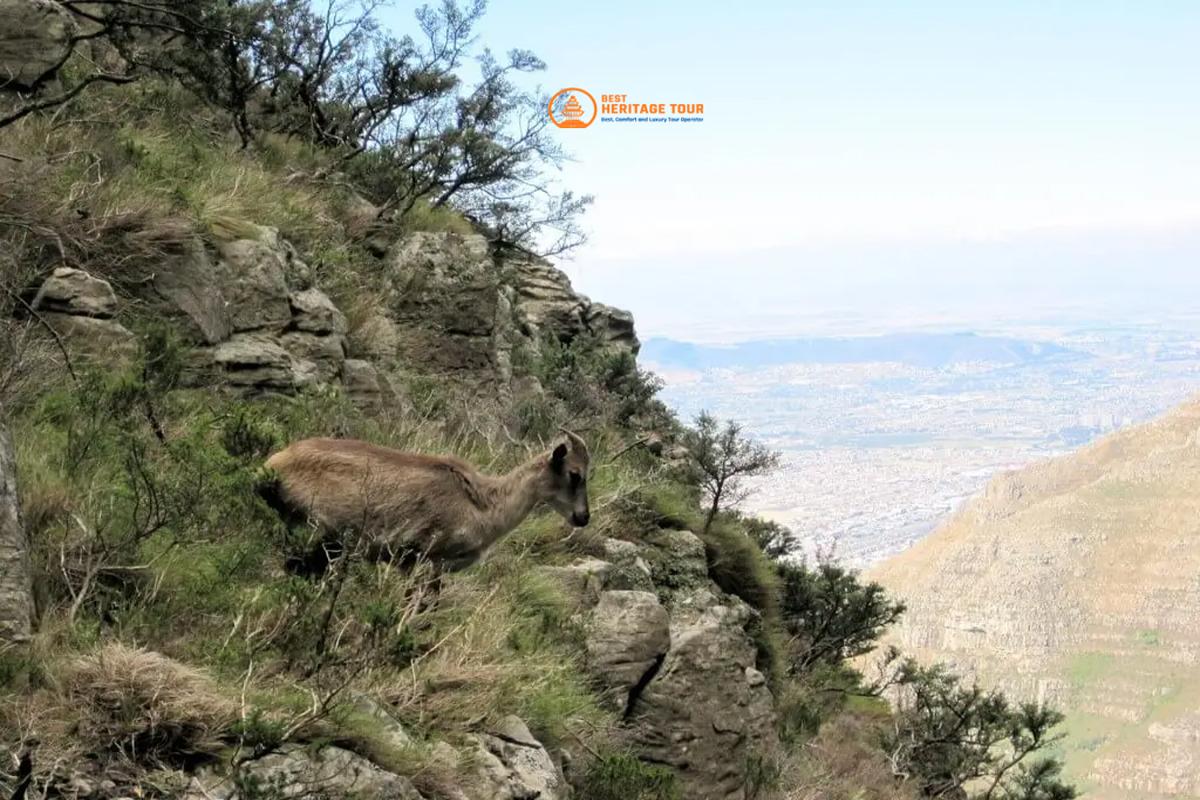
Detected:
left=550, top=442, right=568, bottom=473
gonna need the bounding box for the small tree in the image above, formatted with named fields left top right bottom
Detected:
left=777, top=561, right=905, bottom=673
left=880, top=657, right=1076, bottom=800
left=681, top=412, right=780, bottom=534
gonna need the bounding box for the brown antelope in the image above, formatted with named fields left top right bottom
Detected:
left=260, top=431, right=591, bottom=572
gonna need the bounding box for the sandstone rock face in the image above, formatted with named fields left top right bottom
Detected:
left=186, top=744, right=425, bottom=800
left=510, top=254, right=639, bottom=354
left=0, top=426, right=32, bottom=645
left=586, top=590, right=670, bottom=712
left=586, top=302, right=640, bottom=354
left=0, top=0, right=76, bottom=91
left=629, top=589, right=779, bottom=800
left=870, top=397, right=1200, bottom=799
left=571, top=532, right=779, bottom=799
left=382, top=232, right=511, bottom=384
left=121, top=225, right=354, bottom=394
left=511, top=257, right=588, bottom=341
left=465, top=715, right=564, bottom=800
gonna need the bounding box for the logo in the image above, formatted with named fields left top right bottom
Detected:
left=548, top=87, right=598, bottom=129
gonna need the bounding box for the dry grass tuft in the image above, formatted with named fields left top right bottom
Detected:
left=60, top=643, right=235, bottom=767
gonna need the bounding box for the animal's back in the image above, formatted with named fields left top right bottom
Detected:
left=265, top=438, right=484, bottom=533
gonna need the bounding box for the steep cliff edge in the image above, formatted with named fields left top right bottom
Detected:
left=870, top=397, right=1200, bottom=799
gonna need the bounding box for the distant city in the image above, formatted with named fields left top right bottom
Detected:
left=644, top=324, right=1200, bottom=567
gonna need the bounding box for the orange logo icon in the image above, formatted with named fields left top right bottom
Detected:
left=548, top=88, right=597, bottom=129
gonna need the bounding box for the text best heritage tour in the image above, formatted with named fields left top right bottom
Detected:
left=600, top=94, right=704, bottom=115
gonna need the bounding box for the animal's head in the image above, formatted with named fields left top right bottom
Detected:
left=545, top=430, right=591, bottom=527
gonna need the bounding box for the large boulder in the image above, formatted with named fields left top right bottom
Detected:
left=586, top=590, right=670, bottom=712
left=381, top=232, right=513, bottom=385
left=628, top=591, right=779, bottom=800
left=30, top=268, right=136, bottom=363
left=509, top=254, right=639, bottom=355
left=0, top=0, right=76, bottom=91
left=465, top=715, right=564, bottom=800
left=586, top=302, right=640, bottom=354
left=113, top=225, right=353, bottom=393
left=210, top=334, right=296, bottom=392
left=186, top=744, right=424, bottom=800
left=136, top=225, right=304, bottom=345
left=212, top=226, right=297, bottom=334
left=511, top=257, right=588, bottom=341
left=289, top=288, right=347, bottom=335
left=32, top=268, right=118, bottom=318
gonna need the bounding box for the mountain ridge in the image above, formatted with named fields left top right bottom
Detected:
left=869, top=393, right=1200, bottom=799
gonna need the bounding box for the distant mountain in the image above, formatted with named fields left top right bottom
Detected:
left=869, top=396, right=1200, bottom=799
left=641, top=332, right=1076, bottom=370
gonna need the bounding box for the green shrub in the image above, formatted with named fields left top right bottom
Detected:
left=579, top=753, right=680, bottom=800
left=699, top=522, right=780, bottom=614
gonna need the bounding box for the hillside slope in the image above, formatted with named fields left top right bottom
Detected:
left=870, top=395, right=1200, bottom=799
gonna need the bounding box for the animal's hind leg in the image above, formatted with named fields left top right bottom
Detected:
left=282, top=522, right=344, bottom=577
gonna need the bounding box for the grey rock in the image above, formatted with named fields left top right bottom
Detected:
left=382, top=232, right=511, bottom=386
left=185, top=744, right=424, bottom=800
left=586, top=302, right=640, bottom=354
left=511, top=257, right=588, bottom=341
left=39, top=312, right=137, bottom=362
left=289, top=288, right=347, bottom=335
left=351, top=694, right=413, bottom=751
left=586, top=590, right=670, bottom=712
left=212, top=333, right=295, bottom=391
left=600, top=538, right=655, bottom=591
left=535, top=558, right=612, bottom=608
left=629, top=592, right=779, bottom=800
left=466, top=715, right=564, bottom=800
left=32, top=268, right=118, bottom=318
left=0, top=0, right=76, bottom=91
left=279, top=330, right=345, bottom=387
left=343, top=358, right=391, bottom=408
left=642, top=529, right=710, bottom=592
left=146, top=237, right=234, bottom=345
left=214, top=228, right=294, bottom=333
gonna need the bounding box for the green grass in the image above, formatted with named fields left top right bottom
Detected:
left=1067, top=652, right=1117, bottom=687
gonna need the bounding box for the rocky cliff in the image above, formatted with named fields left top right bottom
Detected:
left=2, top=197, right=773, bottom=800
left=870, top=397, right=1200, bottom=800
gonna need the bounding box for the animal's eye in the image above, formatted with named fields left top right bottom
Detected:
left=569, top=472, right=582, bottom=489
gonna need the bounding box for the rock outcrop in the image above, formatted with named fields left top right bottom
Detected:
left=546, top=528, right=778, bottom=800
left=380, top=231, right=515, bottom=386
left=586, top=590, right=670, bottom=712
left=186, top=744, right=425, bottom=800
left=870, top=396, right=1200, bottom=799
left=0, top=0, right=76, bottom=91
left=465, top=715, right=565, bottom=800
left=29, top=267, right=137, bottom=362
left=628, top=588, right=778, bottom=800
left=510, top=252, right=640, bottom=354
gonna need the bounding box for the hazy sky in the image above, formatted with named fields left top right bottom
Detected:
left=383, top=2, right=1200, bottom=340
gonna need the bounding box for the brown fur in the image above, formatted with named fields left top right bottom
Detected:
left=263, top=433, right=590, bottom=571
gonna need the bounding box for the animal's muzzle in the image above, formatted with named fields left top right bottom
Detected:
left=572, top=511, right=590, bottom=527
